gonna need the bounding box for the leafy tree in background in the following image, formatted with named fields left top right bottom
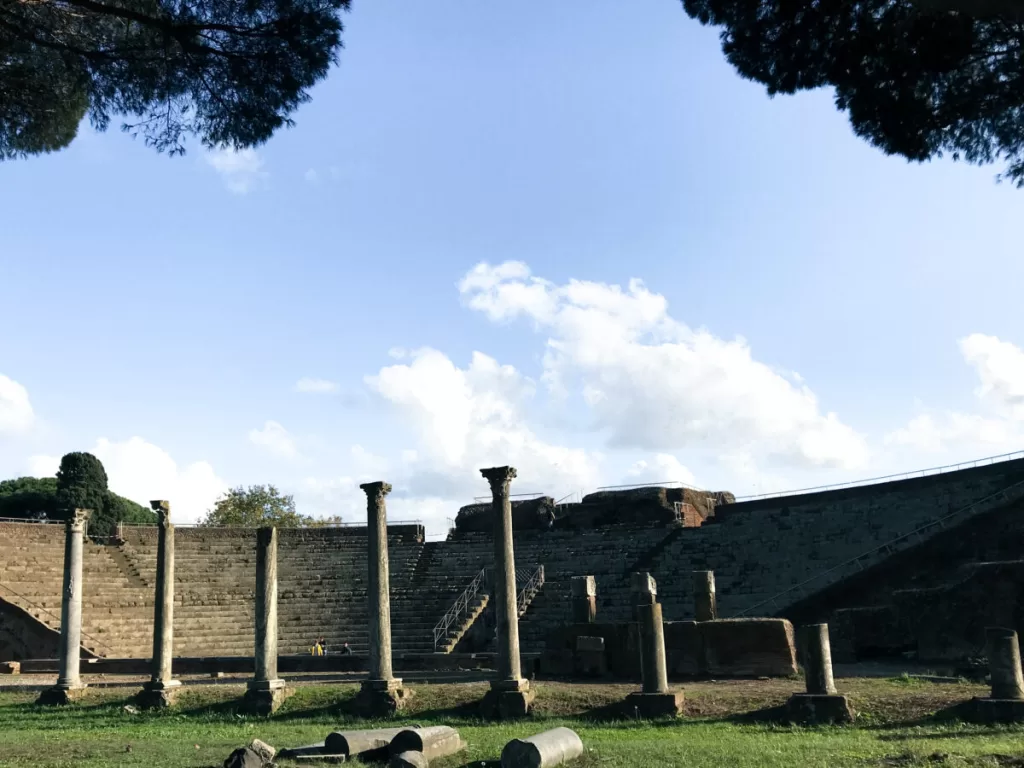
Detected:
left=0, top=459, right=155, bottom=535
left=681, top=1, right=1024, bottom=185
left=0, top=477, right=60, bottom=520
left=199, top=484, right=344, bottom=527
left=0, top=0, right=349, bottom=160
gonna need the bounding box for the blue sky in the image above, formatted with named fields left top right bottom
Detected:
left=2, top=0, right=1023, bottom=533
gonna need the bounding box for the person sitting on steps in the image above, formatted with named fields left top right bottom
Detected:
left=340, top=642, right=352, bottom=655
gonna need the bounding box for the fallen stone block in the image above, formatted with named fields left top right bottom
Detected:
left=323, top=727, right=406, bottom=758
left=249, top=739, right=276, bottom=762
left=389, top=726, right=464, bottom=761
left=389, top=751, right=427, bottom=768
left=293, top=756, right=346, bottom=764
left=277, top=743, right=325, bottom=760
left=0, top=661, right=20, bottom=675
left=501, top=727, right=584, bottom=768
left=223, top=747, right=265, bottom=768
left=966, top=697, right=1024, bottom=724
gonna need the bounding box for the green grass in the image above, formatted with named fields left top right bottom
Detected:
left=2, top=678, right=1024, bottom=767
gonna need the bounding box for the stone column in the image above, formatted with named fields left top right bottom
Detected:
left=785, top=623, right=853, bottom=723
left=802, top=623, right=837, bottom=695
left=38, top=509, right=91, bottom=706
left=624, top=571, right=683, bottom=717
left=355, top=481, right=410, bottom=715
left=243, top=526, right=287, bottom=714
left=571, top=576, right=597, bottom=624
left=138, top=501, right=181, bottom=708
left=480, top=466, right=534, bottom=719
left=692, top=571, right=717, bottom=622
left=987, top=627, right=1024, bottom=700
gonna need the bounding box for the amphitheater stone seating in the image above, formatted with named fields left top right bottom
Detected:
left=2, top=456, right=1023, bottom=663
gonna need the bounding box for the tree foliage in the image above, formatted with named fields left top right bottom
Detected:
left=199, top=484, right=341, bottom=527
left=0, top=456, right=155, bottom=536
left=0, top=0, right=349, bottom=160
left=681, top=0, right=1024, bottom=185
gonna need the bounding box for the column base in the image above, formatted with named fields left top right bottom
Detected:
left=785, top=693, right=855, bottom=724
left=137, top=680, right=182, bottom=710
left=243, top=679, right=290, bottom=715
left=966, top=697, right=1024, bottom=724
left=354, top=678, right=412, bottom=717
left=36, top=683, right=88, bottom=707
left=623, top=691, right=685, bottom=718
left=481, top=679, right=535, bottom=719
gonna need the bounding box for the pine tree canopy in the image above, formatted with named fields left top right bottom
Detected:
left=681, top=0, right=1024, bottom=185
left=0, top=0, right=349, bottom=159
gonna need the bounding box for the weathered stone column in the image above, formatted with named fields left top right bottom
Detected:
left=785, top=623, right=853, bottom=723
left=480, top=466, right=534, bottom=719
left=571, top=576, right=597, bottom=624
left=987, top=627, right=1024, bottom=700
left=799, top=624, right=835, bottom=694
left=243, top=526, right=287, bottom=714
left=138, top=501, right=181, bottom=708
left=692, top=571, right=717, bottom=622
left=355, top=481, right=411, bottom=715
left=967, top=628, right=1024, bottom=722
left=38, top=509, right=91, bottom=706
left=624, top=571, right=683, bottom=717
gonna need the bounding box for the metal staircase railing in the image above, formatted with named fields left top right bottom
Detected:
left=516, top=565, right=545, bottom=617
left=732, top=479, right=1024, bottom=618
left=433, top=567, right=487, bottom=651
left=0, top=580, right=117, bottom=656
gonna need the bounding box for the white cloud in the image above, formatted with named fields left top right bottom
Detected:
left=458, top=261, right=869, bottom=471
left=205, top=147, right=267, bottom=194
left=624, top=453, right=697, bottom=487
left=248, top=420, right=298, bottom=458
left=0, top=374, right=34, bottom=435
left=294, top=377, right=339, bottom=394
left=885, top=334, right=1024, bottom=455
left=960, top=334, right=1024, bottom=419
left=29, top=438, right=228, bottom=524
left=366, top=347, right=602, bottom=504
left=304, top=168, right=318, bottom=183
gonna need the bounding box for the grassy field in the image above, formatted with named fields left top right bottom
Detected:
left=2, top=676, right=1024, bottom=767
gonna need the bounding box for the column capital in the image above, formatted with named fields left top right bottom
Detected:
left=67, top=508, right=92, bottom=530
left=480, top=466, right=517, bottom=491
left=360, top=481, right=393, bottom=500
left=150, top=500, right=172, bottom=526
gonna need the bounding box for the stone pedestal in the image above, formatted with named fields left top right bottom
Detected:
left=624, top=691, right=686, bottom=719
left=243, top=678, right=289, bottom=716
left=570, top=575, right=597, bottom=624
left=38, top=509, right=91, bottom=706
left=692, top=570, right=718, bottom=622
left=481, top=678, right=536, bottom=719
left=786, top=623, right=854, bottom=724
left=357, top=481, right=410, bottom=715
left=139, top=500, right=180, bottom=709
left=354, top=678, right=413, bottom=717
left=137, top=679, right=182, bottom=709
left=786, top=693, right=854, bottom=724
left=480, top=466, right=533, bottom=719
left=966, top=627, right=1024, bottom=723
left=244, top=526, right=287, bottom=714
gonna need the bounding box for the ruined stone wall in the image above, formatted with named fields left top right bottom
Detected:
left=647, top=458, right=1024, bottom=622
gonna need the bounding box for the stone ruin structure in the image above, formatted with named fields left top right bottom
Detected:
left=5, top=455, right=1024, bottom=707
